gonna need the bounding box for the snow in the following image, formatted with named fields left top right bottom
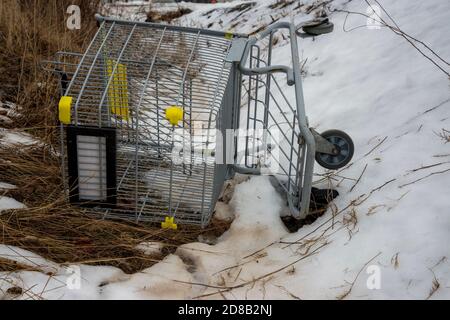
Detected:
left=0, top=245, right=58, bottom=274
left=0, top=114, right=13, bottom=125
left=0, top=196, right=25, bottom=211
left=100, top=255, right=194, bottom=299
left=0, top=182, right=16, bottom=190
left=0, top=249, right=194, bottom=299
left=0, top=129, right=40, bottom=146
left=213, top=201, right=234, bottom=222
left=135, top=241, right=165, bottom=256
left=0, top=103, right=32, bottom=214
left=0, top=101, right=21, bottom=118
left=1, top=0, right=450, bottom=299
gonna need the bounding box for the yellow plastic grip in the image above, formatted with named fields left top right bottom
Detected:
left=165, top=106, right=183, bottom=126
left=161, top=216, right=177, bottom=230
left=59, top=96, right=72, bottom=124
left=107, top=59, right=130, bottom=120
left=225, top=31, right=233, bottom=40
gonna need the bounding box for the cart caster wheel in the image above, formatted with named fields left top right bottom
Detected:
left=315, top=129, right=354, bottom=170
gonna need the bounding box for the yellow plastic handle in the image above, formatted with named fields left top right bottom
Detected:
left=59, top=96, right=72, bottom=124
left=225, top=30, right=234, bottom=40
left=161, top=216, right=177, bottom=230
left=165, top=106, right=183, bottom=126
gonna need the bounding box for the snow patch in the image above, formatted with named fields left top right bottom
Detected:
left=0, top=182, right=16, bottom=190
left=0, top=129, right=40, bottom=146
left=0, top=196, right=25, bottom=211
left=135, top=241, right=164, bottom=256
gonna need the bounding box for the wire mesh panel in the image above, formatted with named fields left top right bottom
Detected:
left=60, top=18, right=236, bottom=226
left=237, top=28, right=311, bottom=217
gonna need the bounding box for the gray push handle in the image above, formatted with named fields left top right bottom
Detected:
left=239, top=18, right=332, bottom=85
left=239, top=22, right=296, bottom=85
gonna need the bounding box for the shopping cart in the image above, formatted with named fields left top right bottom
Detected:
left=45, top=15, right=354, bottom=228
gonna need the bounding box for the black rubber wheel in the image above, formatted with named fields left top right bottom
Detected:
left=315, top=130, right=354, bottom=170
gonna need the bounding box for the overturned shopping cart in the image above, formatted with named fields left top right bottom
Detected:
left=48, top=15, right=354, bottom=228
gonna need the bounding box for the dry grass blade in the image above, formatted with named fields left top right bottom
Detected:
left=0, top=257, right=42, bottom=272
left=434, top=128, right=450, bottom=143
left=364, top=136, right=387, bottom=157
left=191, top=242, right=328, bottom=299
left=399, top=168, right=450, bottom=188
left=349, top=163, right=368, bottom=192
left=337, top=252, right=381, bottom=300
left=426, top=273, right=440, bottom=300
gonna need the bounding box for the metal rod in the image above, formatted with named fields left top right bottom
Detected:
left=97, top=24, right=137, bottom=128
left=169, top=31, right=201, bottom=217
left=134, top=27, right=167, bottom=219
left=73, top=22, right=116, bottom=124
left=95, top=14, right=248, bottom=39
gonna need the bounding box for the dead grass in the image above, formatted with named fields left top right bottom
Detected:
left=146, top=6, right=192, bottom=23
left=0, top=203, right=230, bottom=274
left=0, top=258, right=41, bottom=272
left=0, top=142, right=230, bottom=274
left=0, top=0, right=99, bottom=141
left=268, top=0, right=295, bottom=10
left=435, top=128, right=450, bottom=143
left=0, top=145, right=61, bottom=205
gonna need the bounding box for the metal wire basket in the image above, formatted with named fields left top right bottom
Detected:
left=44, top=15, right=354, bottom=228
